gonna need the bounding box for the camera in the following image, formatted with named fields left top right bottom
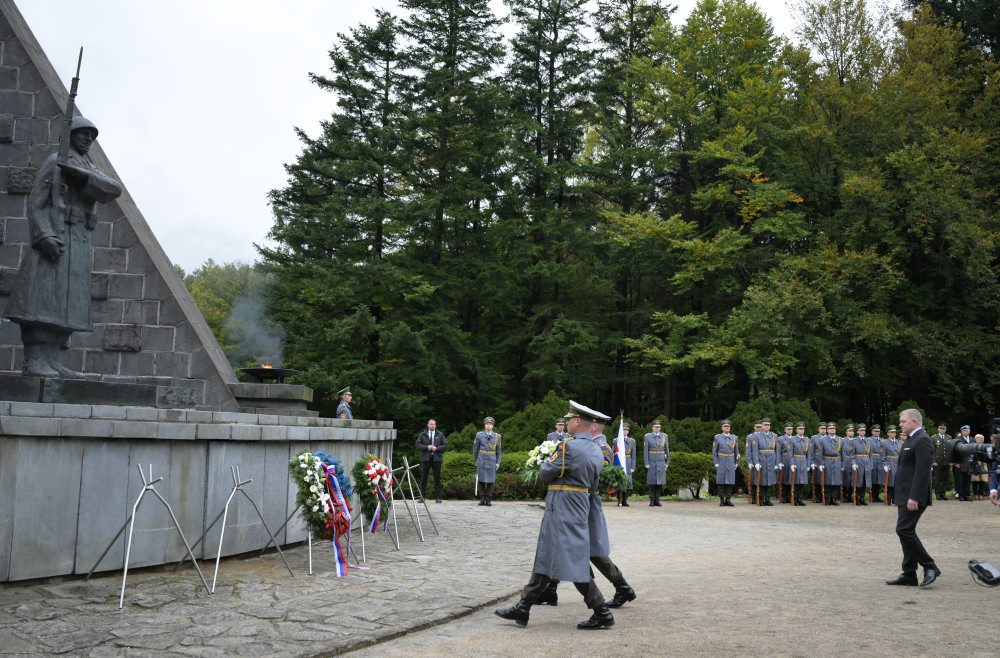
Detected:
left=969, top=560, right=1000, bottom=586
left=946, top=421, right=1000, bottom=466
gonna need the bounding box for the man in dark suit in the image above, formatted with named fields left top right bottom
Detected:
left=887, top=408, right=941, bottom=588
left=416, top=419, right=448, bottom=503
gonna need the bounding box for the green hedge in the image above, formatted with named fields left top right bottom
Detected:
left=665, top=452, right=715, bottom=498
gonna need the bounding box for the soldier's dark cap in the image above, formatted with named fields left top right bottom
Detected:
left=887, top=425, right=897, bottom=431
left=651, top=419, right=662, bottom=426
left=818, top=422, right=827, bottom=428
left=483, top=416, right=495, bottom=424
left=784, top=422, right=793, bottom=428
left=938, top=423, right=947, bottom=429
left=564, top=400, right=611, bottom=423
left=555, top=418, right=565, bottom=425
left=721, top=419, right=731, bottom=426
left=846, top=423, right=855, bottom=430
left=827, top=421, right=837, bottom=427
left=857, top=423, right=866, bottom=429
left=623, top=422, right=630, bottom=430
left=796, top=422, right=805, bottom=428
left=337, top=386, right=352, bottom=396
left=761, top=417, right=772, bottom=423
left=871, top=424, right=881, bottom=430
left=962, top=425, right=971, bottom=430
left=754, top=419, right=763, bottom=425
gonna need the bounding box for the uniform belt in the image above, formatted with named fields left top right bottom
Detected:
left=759, top=449, right=774, bottom=452
left=718, top=453, right=734, bottom=456
left=824, top=456, right=839, bottom=459
left=793, top=453, right=807, bottom=457
left=649, top=450, right=665, bottom=454
left=548, top=484, right=589, bottom=493
left=479, top=449, right=496, bottom=453
left=887, top=456, right=898, bottom=459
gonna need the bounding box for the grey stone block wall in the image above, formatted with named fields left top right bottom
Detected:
left=0, top=0, right=239, bottom=410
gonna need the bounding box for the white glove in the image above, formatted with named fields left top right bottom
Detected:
left=791, top=465, right=796, bottom=471
left=810, top=464, right=816, bottom=471
left=884, top=465, right=889, bottom=472
left=755, top=464, right=761, bottom=471
left=715, top=464, right=719, bottom=468
left=774, top=465, right=780, bottom=471
left=496, top=464, right=500, bottom=471
left=852, top=464, right=858, bottom=471
left=819, top=465, right=825, bottom=472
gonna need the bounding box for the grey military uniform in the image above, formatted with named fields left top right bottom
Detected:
left=473, top=431, right=502, bottom=483
left=532, top=433, right=605, bottom=582
left=815, top=435, right=845, bottom=486
left=644, top=432, right=669, bottom=485
left=789, top=436, right=810, bottom=484
left=546, top=431, right=567, bottom=443
left=852, top=437, right=874, bottom=488
left=713, top=433, right=738, bottom=485
left=751, top=432, right=780, bottom=486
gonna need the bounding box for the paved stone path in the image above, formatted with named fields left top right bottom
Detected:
left=2, top=496, right=999, bottom=656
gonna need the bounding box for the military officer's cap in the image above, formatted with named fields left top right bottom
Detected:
left=887, top=425, right=897, bottom=431
left=721, top=419, right=731, bottom=426
left=784, top=422, right=793, bottom=428
left=337, top=386, right=352, bottom=397
left=761, top=417, right=772, bottom=423
left=827, top=421, right=837, bottom=428
left=623, top=422, right=630, bottom=430
left=961, top=424, right=971, bottom=430
left=555, top=418, right=565, bottom=424
left=818, top=422, right=827, bottom=428
left=71, top=116, right=99, bottom=136
left=483, top=416, right=495, bottom=424
left=796, top=422, right=805, bottom=428
left=938, top=423, right=947, bottom=430
left=846, top=423, right=855, bottom=430
left=857, top=423, right=866, bottom=430
left=871, top=424, right=881, bottom=430
left=754, top=419, right=763, bottom=425
left=564, top=400, right=611, bottom=423
left=651, top=419, right=662, bottom=426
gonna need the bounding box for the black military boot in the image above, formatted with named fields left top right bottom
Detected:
left=794, top=486, right=806, bottom=505
left=621, top=490, right=629, bottom=507
left=859, top=491, right=868, bottom=506
left=826, top=487, right=839, bottom=505
left=605, top=584, right=636, bottom=609
left=577, top=605, right=615, bottom=629
left=495, top=600, right=531, bottom=626
left=538, top=582, right=558, bottom=606
left=486, top=483, right=493, bottom=506
left=654, top=487, right=663, bottom=506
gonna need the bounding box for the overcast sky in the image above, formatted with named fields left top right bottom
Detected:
left=18, top=0, right=797, bottom=273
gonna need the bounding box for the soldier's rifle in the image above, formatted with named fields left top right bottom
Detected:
left=51, top=48, right=83, bottom=228
left=884, top=467, right=890, bottom=506
left=852, top=467, right=858, bottom=506
left=821, top=467, right=826, bottom=505
left=790, top=464, right=796, bottom=506
left=755, top=466, right=760, bottom=508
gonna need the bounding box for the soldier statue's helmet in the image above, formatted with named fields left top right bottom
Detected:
left=796, top=422, right=805, bottom=428
left=721, top=419, right=731, bottom=426
left=483, top=416, right=495, bottom=424
left=337, top=386, right=351, bottom=397
left=70, top=116, right=99, bottom=137
left=564, top=400, right=611, bottom=423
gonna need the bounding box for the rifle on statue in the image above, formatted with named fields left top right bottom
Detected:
left=51, top=48, right=84, bottom=227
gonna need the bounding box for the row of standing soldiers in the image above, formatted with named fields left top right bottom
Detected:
left=713, top=418, right=905, bottom=507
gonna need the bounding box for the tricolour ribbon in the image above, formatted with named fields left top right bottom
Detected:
left=323, top=465, right=368, bottom=576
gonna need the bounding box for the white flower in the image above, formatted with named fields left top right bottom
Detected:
left=309, top=485, right=318, bottom=493
left=312, top=505, right=319, bottom=512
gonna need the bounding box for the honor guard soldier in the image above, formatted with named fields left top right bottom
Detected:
left=953, top=425, right=974, bottom=501
left=789, top=422, right=810, bottom=505
left=883, top=425, right=901, bottom=504
left=870, top=425, right=885, bottom=502
left=713, top=420, right=739, bottom=506
left=852, top=424, right=873, bottom=505
left=843, top=424, right=857, bottom=503
left=931, top=423, right=951, bottom=500
left=778, top=422, right=794, bottom=503
left=336, top=387, right=353, bottom=420
left=645, top=420, right=669, bottom=506
left=473, top=417, right=502, bottom=506
left=746, top=420, right=763, bottom=503
left=809, top=423, right=827, bottom=501
left=815, top=422, right=844, bottom=505
left=547, top=419, right=568, bottom=443
left=616, top=423, right=637, bottom=507
left=495, top=401, right=615, bottom=630
left=751, top=418, right=780, bottom=505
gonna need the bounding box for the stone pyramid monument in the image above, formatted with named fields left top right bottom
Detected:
left=0, top=0, right=238, bottom=410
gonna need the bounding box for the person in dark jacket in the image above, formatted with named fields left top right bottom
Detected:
left=416, top=419, right=447, bottom=503
left=886, top=408, right=941, bottom=588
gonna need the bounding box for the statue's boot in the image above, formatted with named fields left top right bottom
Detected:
left=48, top=358, right=87, bottom=380
left=22, top=345, right=58, bottom=378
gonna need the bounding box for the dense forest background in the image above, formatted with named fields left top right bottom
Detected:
left=183, top=0, right=999, bottom=447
